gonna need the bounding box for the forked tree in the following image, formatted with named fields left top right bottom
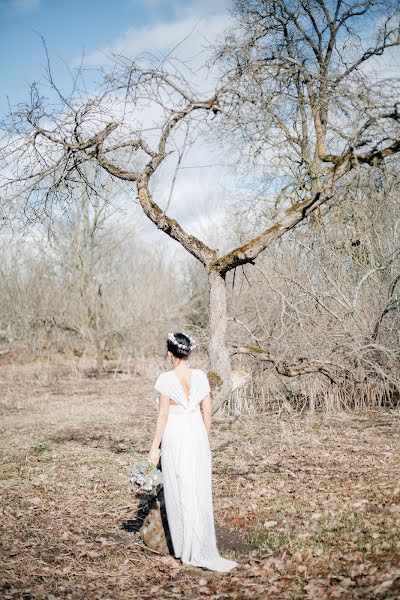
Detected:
left=1, top=0, right=399, bottom=407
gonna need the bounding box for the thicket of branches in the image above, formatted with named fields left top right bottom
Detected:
left=0, top=187, right=203, bottom=374
left=226, top=161, right=399, bottom=412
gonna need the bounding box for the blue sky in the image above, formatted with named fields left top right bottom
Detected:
left=0, top=0, right=228, bottom=117
left=1, top=0, right=398, bottom=253
left=0, top=0, right=233, bottom=250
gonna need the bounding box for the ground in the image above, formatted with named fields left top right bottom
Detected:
left=0, top=360, right=399, bottom=599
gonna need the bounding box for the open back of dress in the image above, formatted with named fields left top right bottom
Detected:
left=154, top=369, right=237, bottom=572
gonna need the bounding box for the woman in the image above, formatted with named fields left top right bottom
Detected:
left=148, top=332, right=237, bottom=572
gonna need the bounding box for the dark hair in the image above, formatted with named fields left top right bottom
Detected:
left=167, top=332, right=192, bottom=359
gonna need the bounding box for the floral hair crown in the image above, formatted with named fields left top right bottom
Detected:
left=167, top=332, right=197, bottom=351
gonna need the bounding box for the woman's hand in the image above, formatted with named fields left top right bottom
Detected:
left=148, top=448, right=160, bottom=466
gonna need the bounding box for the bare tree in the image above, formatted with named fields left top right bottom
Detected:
left=0, top=0, right=399, bottom=407
left=46, top=175, right=126, bottom=376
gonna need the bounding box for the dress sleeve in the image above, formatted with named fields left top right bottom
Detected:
left=200, top=370, right=211, bottom=399
left=154, top=373, right=170, bottom=397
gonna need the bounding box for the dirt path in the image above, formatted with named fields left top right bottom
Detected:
left=1, top=365, right=399, bottom=599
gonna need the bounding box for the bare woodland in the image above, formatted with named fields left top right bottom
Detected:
left=1, top=0, right=399, bottom=412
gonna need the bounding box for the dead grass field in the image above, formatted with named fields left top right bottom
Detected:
left=1, top=360, right=400, bottom=599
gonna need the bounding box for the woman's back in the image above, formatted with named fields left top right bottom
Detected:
left=173, top=367, right=192, bottom=400
left=155, top=368, right=210, bottom=410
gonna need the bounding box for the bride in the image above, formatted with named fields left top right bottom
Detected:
left=148, top=332, right=237, bottom=573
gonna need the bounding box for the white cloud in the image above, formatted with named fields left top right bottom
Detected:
left=347, top=11, right=400, bottom=83
left=84, top=12, right=229, bottom=68
left=361, top=45, right=400, bottom=82
left=159, top=171, right=229, bottom=229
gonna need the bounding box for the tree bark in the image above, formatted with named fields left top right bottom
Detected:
left=95, top=337, right=104, bottom=378
left=207, top=269, right=232, bottom=411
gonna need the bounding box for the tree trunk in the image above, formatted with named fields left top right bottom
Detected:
left=207, top=269, right=232, bottom=411
left=95, top=337, right=104, bottom=378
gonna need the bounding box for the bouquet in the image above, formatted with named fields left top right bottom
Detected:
left=129, top=458, right=163, bottom=495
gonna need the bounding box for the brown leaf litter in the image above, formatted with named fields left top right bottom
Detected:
left=0, top=362, right=399, bottom=599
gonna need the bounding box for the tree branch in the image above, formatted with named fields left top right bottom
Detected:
left=211, top=136, right=400, bottom=274
left=231, top=343, right=340, bottom=385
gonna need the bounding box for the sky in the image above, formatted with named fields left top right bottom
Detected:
left=0, top=0, right=229, bottom=115
left=1, top=0, right=398, bottom=260
left=0, top=0, right=236, bottom=257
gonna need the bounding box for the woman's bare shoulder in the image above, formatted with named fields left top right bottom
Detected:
left=156, top=370, right=173, bottom=380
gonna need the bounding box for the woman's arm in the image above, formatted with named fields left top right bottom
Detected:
left=201, top=394, right=212, bottom=434
left=148, top=394, right=170, bottom=466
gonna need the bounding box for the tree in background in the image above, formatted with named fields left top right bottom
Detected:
left=47, top=176, right=128, bottom=376
left=0, top=177, right=186, bottom=371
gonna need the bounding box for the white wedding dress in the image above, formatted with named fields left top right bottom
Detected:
left=154, top=368, right=237, bottom=572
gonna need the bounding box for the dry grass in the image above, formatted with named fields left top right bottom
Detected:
left=1, top=361, right=400, bottom=599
